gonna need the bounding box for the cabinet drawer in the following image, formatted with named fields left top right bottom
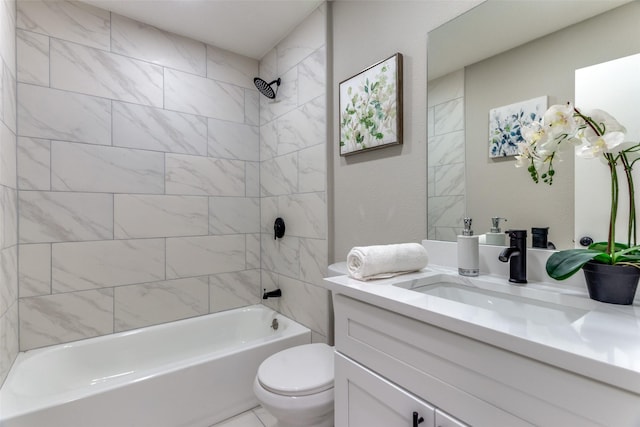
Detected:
left=334, top=294, right=639, bottom=426
left=335, top=353, right=435, bottom=427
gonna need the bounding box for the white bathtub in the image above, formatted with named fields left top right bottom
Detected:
left=0, top=304, right=311, bottom=427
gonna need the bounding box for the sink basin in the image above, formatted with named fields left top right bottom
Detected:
left=394, top=274, right=587, bottom=326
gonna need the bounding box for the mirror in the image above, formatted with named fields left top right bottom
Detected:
left=575, top=52, right=640, bottom=246
left=427, top=0, right=640, bottom=250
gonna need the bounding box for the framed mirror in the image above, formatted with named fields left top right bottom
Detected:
left=427, top=0, right=640, bottom=250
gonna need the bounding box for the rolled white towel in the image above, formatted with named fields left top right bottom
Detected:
left=347, top=243, right=429, bottom=281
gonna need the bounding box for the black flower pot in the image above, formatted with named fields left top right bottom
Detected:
left=582, top=260, right=640, bottom=305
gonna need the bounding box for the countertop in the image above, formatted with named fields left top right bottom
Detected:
left=324, top=264, right=640, bottom=396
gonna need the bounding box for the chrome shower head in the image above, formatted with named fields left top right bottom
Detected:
left=254, top=77, right=281, bottom=99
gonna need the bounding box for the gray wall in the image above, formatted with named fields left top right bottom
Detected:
left=0, top=0, right=18, bottom=386
left=331, top=1, right=478, bottom=261
left=465, top=1, right=640, bottom=249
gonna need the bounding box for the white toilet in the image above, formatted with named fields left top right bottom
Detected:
left=253, top=343, right=335, bottom=427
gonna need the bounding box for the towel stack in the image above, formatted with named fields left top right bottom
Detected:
left=346, top=243, right=429, bottom=281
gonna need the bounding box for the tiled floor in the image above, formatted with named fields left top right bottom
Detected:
left=210, top=406, right=277, bottom=427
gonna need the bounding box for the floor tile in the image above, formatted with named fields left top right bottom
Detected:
left=253, top=406, right=277, bottom=427
left=211, top=410, right=264, bottom=427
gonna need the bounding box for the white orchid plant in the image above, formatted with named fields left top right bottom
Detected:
left=516, top=102, right=640, bottom=280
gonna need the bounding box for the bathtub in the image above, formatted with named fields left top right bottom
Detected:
left=0, top=305, right=311, bottom=427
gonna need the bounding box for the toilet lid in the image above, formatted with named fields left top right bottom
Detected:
left=257, top=343, right=334, bottom=397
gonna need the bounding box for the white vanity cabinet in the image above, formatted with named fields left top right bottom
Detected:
left=332, top=293, right=640, bottom=426
left=435, top=409, right=467, bottom=427
left=335, top=353, right=436, bottom=427
left=335, top=352, right=468, bottom=427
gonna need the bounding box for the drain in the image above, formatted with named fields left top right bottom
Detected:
left=271, top=318, right=279, bottom=331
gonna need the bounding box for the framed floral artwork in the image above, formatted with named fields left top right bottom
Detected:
left=489, top=96, right=547, bottom=158
left=339, top=53, right=403, bottom=156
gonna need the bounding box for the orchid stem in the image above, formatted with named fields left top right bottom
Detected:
left=606, top=153, right=619, bottom=262
left=621, top=153, right=637, bottom=247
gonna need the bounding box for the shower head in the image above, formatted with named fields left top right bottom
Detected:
left=254, top=77, right=281, bottom=99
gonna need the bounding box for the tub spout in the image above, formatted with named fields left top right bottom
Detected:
left=262, top=288, right=282, bottom=299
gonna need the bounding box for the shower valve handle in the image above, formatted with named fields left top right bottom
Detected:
left=274, top=217, right=285, bottom=240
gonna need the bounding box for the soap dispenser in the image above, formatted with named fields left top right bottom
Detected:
left=485, top=217, right=507, bottom=246
left=457, top=217, right=479, bottom=277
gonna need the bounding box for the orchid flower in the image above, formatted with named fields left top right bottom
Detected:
left=543, top=103, right=578, bottom=137
left=517, top=102, right=640, bottom=280
left=576, top=131, right=626, bottom=159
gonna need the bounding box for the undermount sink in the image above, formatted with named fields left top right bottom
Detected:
left=393, top=274, right=588, bottom=326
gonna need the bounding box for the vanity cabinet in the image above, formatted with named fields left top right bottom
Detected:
left=332, top=293, right=640, bottom=426
left=335, top=353, right=436, bottom=427
left=435, top=409, right=467, bottom=427
left=336, top=353, right=468, bottom=427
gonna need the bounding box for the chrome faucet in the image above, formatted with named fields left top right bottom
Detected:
left=498, top=230, right=527, bottom=284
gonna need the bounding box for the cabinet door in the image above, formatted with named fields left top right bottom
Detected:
left=435, top=409, right=468, bottom=427
left=335, top=353, right=435, bottom=427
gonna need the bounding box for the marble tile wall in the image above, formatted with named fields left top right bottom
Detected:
left=427, top=70, right=466, bottom=242
left=15, top=0, right=269, bottom=350
left=0, top=0, right=17, bottom=386
left=258, top=5, right=330, bottom=343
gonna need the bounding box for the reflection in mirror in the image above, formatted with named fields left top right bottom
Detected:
left=427, top=0, right=639, bottom=250
left=575, top=52, right=640, bottom=246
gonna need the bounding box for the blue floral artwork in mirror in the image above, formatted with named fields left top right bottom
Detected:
left=489, top=95, right=547, bottom=158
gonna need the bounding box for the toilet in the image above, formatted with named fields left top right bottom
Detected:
left=253, top=343, right=335, bottom=427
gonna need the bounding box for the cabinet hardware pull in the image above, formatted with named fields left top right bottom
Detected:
left=412, top=411, right=424, bottom=426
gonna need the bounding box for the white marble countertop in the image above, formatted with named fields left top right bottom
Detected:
left=324, top=262, right=640, bottom=395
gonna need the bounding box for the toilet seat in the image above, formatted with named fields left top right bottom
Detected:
left=257, top=343, right=334, bottom=397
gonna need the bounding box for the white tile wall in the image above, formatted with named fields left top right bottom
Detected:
left=19, top=191, right=113, bottom=243
left=280, top=192, right=326, bottom=239
left=166, top=234, right=246, bottom=279
left=17, top=84, right=111, bottom=145
left=19, top=288, right=114, bottom=349
left=164, top=68, right=244, bottom=121
left=298, top=144, right=326, bottom=192
left=277, top=95, right=325, bottom=155
left=111, top=14, right=207, bottom=76
left=208, top=119, right=260, bottom=161
left=0, top=0, right=17, bottom=385
left=16, top=29, right=48, bottom=85
left=0, top=246, right=17, bottom=324
left=50, top=39, right=164, bottom=107
left=18, top=243, right=50, bottom=297
left=427, top=71, right=466, bottom=241
left=113, top=102, right=208, bottom=155
left=16, top=0, right=110, bottom=50
left=0, top=184, right=17, bottom=249
left=260, top=152, right=298, bottom=196
left=0, top=120, right=16, bottom=187
left=207, top=45, right=258, bottom=89
left=17, top=136, right=50, bottom=190
left=0, top=0, right=16, bottom=74
left=51, top=239, right=165, bottom=292
left=165, top=154, right=245, bottom=196
left=209, top=269, right=260, bottom=313
left=209, top=197, right=260, bottom=234
left=114, top=194, right=209, bottom=239
left=50, top=141, right=165, bottom=193
left=13, top=0, right=328, bottom=353
left=114, top=276, right=209, bottom=332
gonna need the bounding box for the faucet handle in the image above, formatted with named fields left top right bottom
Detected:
left=506, top=229, right=527, bottom=239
